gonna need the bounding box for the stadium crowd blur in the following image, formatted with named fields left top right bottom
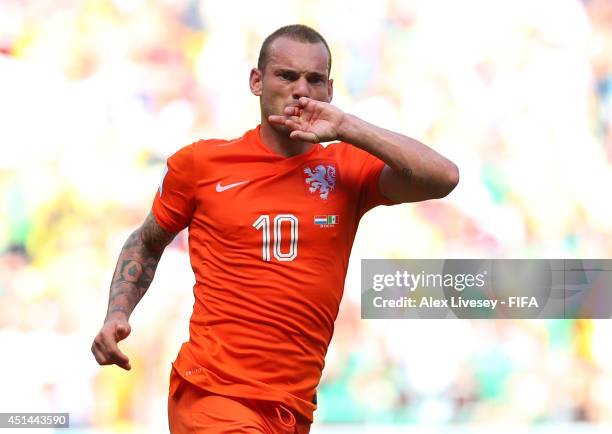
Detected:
left=1, top=0, right=612, bottom=431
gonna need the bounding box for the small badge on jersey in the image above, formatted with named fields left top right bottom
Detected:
left=303, top=163, right=336, bottom=200
left=314, top=215, right=339, bottom=228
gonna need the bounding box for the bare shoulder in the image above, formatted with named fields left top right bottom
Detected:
left=139, top=212, right=176, bottom=253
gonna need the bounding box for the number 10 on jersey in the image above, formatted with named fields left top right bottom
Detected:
left=252, top=214, right=298, bottom=262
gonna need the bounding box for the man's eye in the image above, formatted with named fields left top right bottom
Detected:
left=309, top=77, right=323, bottom=84
left=280, top=72, right=295, bottom=80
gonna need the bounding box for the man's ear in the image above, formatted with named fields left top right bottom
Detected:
left=250, top=68, right=262, bottom=96
left=327, top=78, right=333, bottom=103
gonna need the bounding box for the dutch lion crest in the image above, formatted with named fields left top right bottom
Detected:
left=304, top=164, right=336, bottom=200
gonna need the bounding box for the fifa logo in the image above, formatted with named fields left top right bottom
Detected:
left=304, top=164, right=336, bottom=200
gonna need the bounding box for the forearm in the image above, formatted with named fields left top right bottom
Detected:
left=338, top=114, right=458, bottom=197
left=105, top=230, right=162, bottom=321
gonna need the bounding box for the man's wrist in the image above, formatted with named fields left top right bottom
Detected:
left=337, top=113, right=365, bottom=147
left=105, top=306, right=130, bottom=322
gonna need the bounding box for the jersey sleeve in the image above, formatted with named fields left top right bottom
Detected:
left=152, top=144, right=195, bottom=233
left=339, top=143, right=395, bottom=220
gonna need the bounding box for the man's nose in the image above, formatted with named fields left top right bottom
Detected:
left=292, top=77, right=310, bottom=100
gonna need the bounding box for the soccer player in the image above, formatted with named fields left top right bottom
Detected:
left=91, top=24, right=459, bottom=433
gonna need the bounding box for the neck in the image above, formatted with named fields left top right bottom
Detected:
left=259, top=119, right=314, bottom=158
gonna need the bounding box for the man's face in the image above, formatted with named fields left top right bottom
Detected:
left=250, top=37, right=333, bottom=135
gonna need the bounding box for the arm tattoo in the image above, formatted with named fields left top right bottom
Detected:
left=400, top=165, right=437, bottom=193
left=400, top=167, right=413, bottom=181
left=109, top=306, right=131, bottom=315
left=105, top=213, right=176, bottom=321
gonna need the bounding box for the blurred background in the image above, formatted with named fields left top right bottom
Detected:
left=1, top=0, right=612, bottom=432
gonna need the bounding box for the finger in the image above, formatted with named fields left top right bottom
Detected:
left=108, top=344, right=131, bottom=370
left=289, top=130, right=319, bottom=143
left=93, top=330, right=132, bottom=370
left=100, top=332, right=131, bottom=368
left=268, top=115, right=287, bottom=125
left=92, top=340, right=110, bottom=365
left=284, top=117, right=301, bottom=129
left=298, top=97, right=311, bottom=107
left=112, top=354, right=132, bottom=371
left=92, top=333, right=116, bottom=364
left=283, top=106, right=301, bottom=116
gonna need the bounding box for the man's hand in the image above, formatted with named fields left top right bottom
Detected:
left=91, top=314, right=132, bottom=371
left=268, top=96, right=346, bottom=143
left=92, top=213, right=174, bottom=372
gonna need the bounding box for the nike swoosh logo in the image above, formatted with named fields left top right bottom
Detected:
left=216, top=180, right=249, bottom=192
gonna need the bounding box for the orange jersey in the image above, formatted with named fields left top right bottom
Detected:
left=153, top=126, right=392, bottom=422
